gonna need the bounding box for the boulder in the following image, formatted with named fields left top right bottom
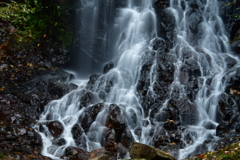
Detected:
left=80, top=91, right=96, bottom=108
left=107, top=104, right=126, bottom=142
left=80, top=103, right=104, bottom=132
left=218, top=93, right=236, bottom=121
left=64, top=146, right=89, bottom=160
left=129, top=142, right=175, bottom=160
left=87, top=74, right=101, bottom=89
left=167, top=97, right=198, bottom=125
left=121, top=128, right=134, bottom=149
left=47, top=121, right=64, bottom=138
left=71, top=123, right=87, bottom=148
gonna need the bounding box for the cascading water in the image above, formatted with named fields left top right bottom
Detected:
left=35, top=0, right=157, bottom=159
left=166, top=0, right=240, bottom=159
left=35, top=0, right=240, bottom=159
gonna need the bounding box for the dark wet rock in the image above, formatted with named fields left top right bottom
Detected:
left=153, top=107, right=170, bottom=123
left=154, top=0, right=175, bottom=49
left=216, top=122, right=232, bottom=137
left=80, top=103, right=104, bottom=132
left=163, top=120, right=178, bottom=131
left=225, top=55, right=238, bottom=69
left=129, top=142, right=175, bottom=160
left=71, top=124, right=87, bottom=148
left=231, top=40, right=240, bottom=54
left=87, top=74, right=101, bottom=89
left=152, top=128, right=181, bottom=156
left=167, top=98, right=198, bottom=125
left=169, top=131, right=181, bottom=144
left=104, top=128, right=129, bottom=159
left=224, top=0, right=240, bottom=39
left=103, top=61, right=114, bottom=74
left=52, top=138, right=66, bottom=146
left=154, top=0, right=169, bottom=10
left=154, top=8, right=176, bottom=49
left=218, top=93, right=236, bottom=121
left=186, top=8, right=203, bottom=45
left=152, top=39, right=167, bottom=52
left=64, top=146, right=90, bottom=160
left=107, top=104, right=126, bottom=142
left=104, top=129, right=118, bottom=154
left=166, top=103, right=180, bottom=123
left=187, top=138, right=214, bottom=158
left=235, top=123, right=240, bottom=133
left=152, top=128, right=170, bottom=147
left=48, top=78, right=77, bottom=99
left=80, top=91, right=96, bottom=108
left=121, top=128, right=134, bottom=149
left=116, top=143, right=129, bottom=159
left=47, top=121, right=64, bottom=138
left=71, top=123, right=83, bottom=140
left=138, top=49, right=176, bottom=119
left=133, top=127, right=142, bottom=140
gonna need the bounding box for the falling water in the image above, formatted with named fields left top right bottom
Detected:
left=166, top=0, right=240, bottom=159
left=35, top=0, right=157, bottom=159
left=35, top=0, right=240, bottom=159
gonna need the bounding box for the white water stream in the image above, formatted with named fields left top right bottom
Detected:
left=35, top=0, right=157, bottom=159
left=35, top=0, right=240, bottom=159
left=168, top=0, right=239, bottom=159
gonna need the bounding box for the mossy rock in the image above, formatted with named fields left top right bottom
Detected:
left=129, top=142, right=175, bottom=160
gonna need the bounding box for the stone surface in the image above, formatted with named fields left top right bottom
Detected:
left=89, top=154, right=111, bottom=160
left=64, top=146, right=90, bottom=160
left=47, top=121, right=64, bottom=138
left=107, top=104, right=126, bottom=142
left=129, top=142, right=175, bottom=160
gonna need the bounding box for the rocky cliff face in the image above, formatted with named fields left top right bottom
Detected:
left=137, top=0, right=240, bottom=157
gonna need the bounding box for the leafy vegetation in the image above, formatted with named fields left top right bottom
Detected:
left=226, top=1, right=240, bottom=43
left=0, top=0, right=73, bottom=48
left=185, top=142, right=240, bottom=160
left=0, top=153, right=4, bottom=159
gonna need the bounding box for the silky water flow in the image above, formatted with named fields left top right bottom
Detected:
left=35, top=0, right=158, bottom=159
left=35, top=0, right=240, bottom=159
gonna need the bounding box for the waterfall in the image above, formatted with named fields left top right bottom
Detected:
left=166, top=0, right=240, bottom=159
left=35, top=0, right=240, bottom=159
left=35, top=0, right=158, bottom=159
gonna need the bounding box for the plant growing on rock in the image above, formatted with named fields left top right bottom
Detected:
left=0, top=0, right=36, bottom=44
left=0, top=0, right=73, bottom=48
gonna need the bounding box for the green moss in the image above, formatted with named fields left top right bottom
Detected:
left=0, top=153, right=4, bottom=159
left=186, top=142, right=240, bottom=160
